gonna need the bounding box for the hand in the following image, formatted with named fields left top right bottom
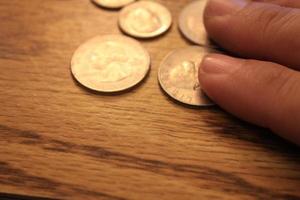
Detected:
left=199, top=0, right=300, bottom=145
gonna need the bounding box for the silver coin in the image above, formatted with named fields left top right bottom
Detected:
left=92, top=0, right=136, bottom=9
left=158, top=46, right=215, bottom=106
left=71, top=35, right=150, bottom=92
left=179, top=0, right=211, bottom=46
left=119, top=1, right=172, bottom=38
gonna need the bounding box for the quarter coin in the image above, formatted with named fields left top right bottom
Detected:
left=158, top=46, right=215, bottom=106
left=92, top=0, right=136, bottom=9
left=119, top=1, right=172, bottom=38
left=179, top=0, right=210, bottom=46
left=71, top=35, right=150, bottom=92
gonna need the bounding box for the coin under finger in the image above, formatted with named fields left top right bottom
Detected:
left=92, top=0, right=136, bottom=9
left=71, top=35, right=150, bottom=92
left=119, top=1, right=172, bottom=38
left=158, top=46, right=215, bottom=106
left=179, top=0, right=210, bottom=46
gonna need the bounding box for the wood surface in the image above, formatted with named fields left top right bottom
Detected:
left=0, top=0, right=299, bottom=199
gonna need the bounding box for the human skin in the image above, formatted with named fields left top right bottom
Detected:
left=199, top=0, right=300, bottom=145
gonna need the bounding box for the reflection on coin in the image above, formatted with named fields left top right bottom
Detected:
left=71, top=35, right=150, bottom=92
left=179, top=0, right=210, bottom=46
left=92, top=0, right=136, bottom=9
left=119, top=1, right=172, bottom=38
left=158, top=46, right=215, bottom=106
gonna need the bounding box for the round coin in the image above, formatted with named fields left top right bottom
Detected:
left=92, top=0, right=136, bottom=9
left=71, top=35, right=150, bottom=92
left=158, top=46, right=215, bottom=106
left=179, top=0, right=210, bottom=46
left=119, top=1, right=172, bottom=38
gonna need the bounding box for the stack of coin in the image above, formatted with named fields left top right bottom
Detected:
left=71, top=0, right=219, bottom=107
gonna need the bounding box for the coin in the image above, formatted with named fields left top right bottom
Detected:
left=119, top=1, right=172, bottom=38
left=158, top=46, right=215, bottom=106
left=179, top=0, right=210, bottom=46
left=71, top=35, right=150, bottom=92
left=92, top=0, right=136, bottom=9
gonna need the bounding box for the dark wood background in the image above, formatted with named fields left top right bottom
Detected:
left=0, top=0, right=299, bottom=199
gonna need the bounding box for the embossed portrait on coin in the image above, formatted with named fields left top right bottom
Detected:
left=127, top=8, right=161, bottom=33
left=168, top=61, right=200, bottom=90
left=88, top=41, right=133, bottom=82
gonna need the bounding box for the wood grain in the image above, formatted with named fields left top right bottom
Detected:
left=0, top=0, right=299, bottom=199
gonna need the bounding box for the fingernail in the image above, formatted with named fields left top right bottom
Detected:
left=205, top=0, right=248, bottom=17
left=200, top=54, right=241, bottom=75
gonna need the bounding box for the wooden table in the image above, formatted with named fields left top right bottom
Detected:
left=0, top=0, right=299, bottom=199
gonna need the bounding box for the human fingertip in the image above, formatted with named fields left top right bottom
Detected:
left=199, top=54, right=241, bottom=76
left=205, top=0, right=248, bottom=18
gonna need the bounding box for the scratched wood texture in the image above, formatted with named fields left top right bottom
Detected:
left=0, top=0, right=299, bottom=199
